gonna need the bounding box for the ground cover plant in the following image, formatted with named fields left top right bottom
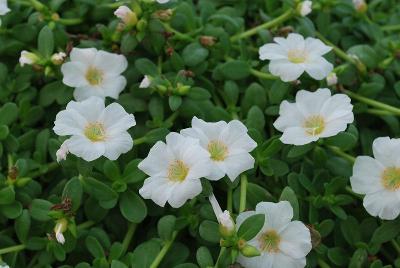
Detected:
left=1, top=0, right=400, bottom=267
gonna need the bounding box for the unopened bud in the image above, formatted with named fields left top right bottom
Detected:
left=54, top=218, right=68, bottom=245
left=176, top=83, right=190, bottom=95
left=139, top=75, right=151, bottom=88
left=114, top=6, right=138, bottom=26
left=200, top=36, right=216, bottom=47
left=353, top=0, right=367, bottom=13
left=19, top=51, right=40, bottom=67
left=51, top=13, right=60, bottom=21
left=218, top=210, right=235, bottom=238
left=240, top=244, right=261, bottom=257
left=51, top=52, right=67, bottom=65
left=297, top=1, right=312, bottom=17
left=56, top=142, right=69, bottom=162
left=153, top=9, right=173, bottom=21
left=326, top=72, right=338, bottom=86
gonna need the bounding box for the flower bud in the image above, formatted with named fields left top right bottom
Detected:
left=176, top=83, right=190, bottom=95
left=54, top=218, right=68, bottom=244
left=139, top=75, right=151, bottom=88
left=153, top=9, right=173, bottom=21
left=0, top=0, right=10, bottom=15
left=297, top=1, right=312, bottom=17
left=200, top=36, right=216, bottom=47
left=218, top=210, right=235, bottom=237
left=353, top=0, right=367, bottom=13
left=51, top=52, right=67, bottom=65
left=19, top=51, right=40, bottom=67
left=56, top=142, right=69, bottom=162
left=114, top=6, right=138, bottom=26
left=240, top=243, right=261, bottom=257
left=326, top=72, right=338, bottom=86
left=15, top=177, right=32, bottom=187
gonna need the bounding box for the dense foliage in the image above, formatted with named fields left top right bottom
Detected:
left=1, top=0, right=400, bottom=267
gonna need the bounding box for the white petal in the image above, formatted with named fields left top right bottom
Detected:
left=139, top=176, right=172, bottom=207
left=363, top=190, right=400, bottom=220
left=67, top=96, right=105, bottom=122
left=56, top=232, right=65, bottom=244
left=279, top=221, right=312, bottom=258
left=259, top=43, right=288, bottom=60
left=280, top=126, right=318, bottom=145
left=0, top=0, right=10, bottom=15
left=205, top=162, right=228, bottom=181
left=191, top=116, right=227, bottom=142
left=350, top=156, right=384, bottom=194
left=65, top=136, right=105, bottom=161
left=166, top=132, right=202, bottom=160
left=237, top=253, right=274, bottom=268
left=256, top=201, right=293, bottom=230
left=295, top=88, right=332, bottom=116
left=220, top=120, right=257, bottom=153
left=319, top=116, right=353, bottom=138
left=99, top=76, right=127, bottom=99
left=372, top=137, right=400, bottom=167
left=269, top=60, right=304, bottom=82
left=103, top=132, right=133, bottom=160
left=272, top=253, right=306, bottom=268
left=286, top=33, right=306, bottom=51
left=53, top=110, right=87, bottom=136
left=304, top=57, right=333, bottom=80
left=61, top=62, right=88, bottom=87
left=70, top=47, right=97, bottom=64
left=236, top=210, right=256, bottom=227
left=273, top=101, right=305, bottom=132
left=305, top=37, right=332, bottom=55
left=138, top=141, right=172, bottom=177
left=168, top=180, right=202, bottom=208
left=320, top=93, right=353, bottom=122
left=223, top=153, right=255, bottom=181
left=94, top=50, right=128, bottom=75
left=73, top=86, right=104, bottom=101
left=100, top=103, right=136, bottom=135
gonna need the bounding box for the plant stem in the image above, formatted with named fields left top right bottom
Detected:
left=250, top=69, right=278, bottom=80
left=227, top=188, right=233, bottom=213
left=317, top=258, right=331, bottom=268
left=30, top=162, right=59, bottom=179
left=239, top=174, right=248, bottom=213
left=391, top=239, right=400, bottom=255
left=58, top=18, right=83, bottom=25
left=0, top=244, right=25, bottom=255
left=230, top=9, right=294, bottom=41
left=344, top=90, right=400, bottom=116
left=149, top=231, right=178, bottom=268
left=315, top=32, right=366, bottom=74
left=381, top=24, right=400, bottom=31
left=133, top=136, right=147, bottom=145
left=76, top=220, right=95, bottom=231
left=367, top=108, right=396, bottom=116
left=162, top=23, right=194, bottom=41
left=326, top=146, right=355, bottom=163
left=121, top=223, right=137, bottom=255
left=214, top=247, right=226, bottom=268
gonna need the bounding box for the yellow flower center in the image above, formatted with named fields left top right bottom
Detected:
left=84, top=122, right=106, bottom=142
left=381, top=167, right=400, bottom=191
left=303, top=115, right=325, bottom=136
left=259, top=230, right=281, bottom=253
left=85, top=67, right=103, bottom=86
left=208, top=140, right=229, bottom=161
left=168, top=160, right=189, bottom=182
left=288, top=49, right=307, bottom=63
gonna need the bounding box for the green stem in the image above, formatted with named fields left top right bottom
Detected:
left=239, top=174, right=248, bottom=213
left=315, top=32, right=366, bottom=74
left=366, top=108, right=396, bottom=116
left=344, top=89, right=400, bottom=116
left=227, top=188, right=233, bottom=213
left=317, top=258, right=331, bottom=268
left=149, top=231, right=178, bottom=268
left=162, top=23, right=194, bottom=41
left=30, top=162, right=59, bottom=179
left=121, top=223, right=137, bottom=255
left=57, top=18, right=83, bottom=25
left=77, top=220, right=95, bottom=230
left=250, top=69, right=278, bottom=80
left=214, top=247, right=226, bottom=268
left=0, top=244, right=25, bottom=255
left=391, top=239, right=400, bottom=255
left=326, top=146, right=355, bottom=163
left=133, top=136, right=147, bottom=145
left=345, top=186, right=363, bottom=200
left=381, top=24, right=400, bottom=31
left=230, top=9, right=294, bottom=41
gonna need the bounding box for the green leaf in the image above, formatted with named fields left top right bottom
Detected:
left=111, top=260, right=128, bottom=268
left=182, top=43, right=209, bottom=67
left=199, top=220, right=220, bottom=243
left=216, top=60, right=250, bottom=80
left=0, top=103, right=18, bottom=125
left=196, top=247, right=214, bottom=268
left=131, top=240, right=161, bottom=268
left=237, top=214, right=265, bottom=241
left=135, top=58, right=158, bottom=76
left=371, top=220, right=400, bottom=245
left=29, top=199, right=53, bottom=221
left=103, top=160, right=121, bottom=181
left=279, top=187, right=299, bottom=220
left=0, top=186, right=15, bottom=205
left=85, top=236, right=105, bottom=258
left=119, top=190, right=147, bottom=223
left=158, top=215, right=176, bottom=241
left=0, top=125, right=9, bottom=140
left=62, top=177, right=83, bottom=212
left=169, top=95, right=182, bottom=111
left=37, top=26, right=54, bottom=57
left=81, top=177, right=118, bottom=203
left=187, top=87, right=211, bottom=100
left=15, top=209, right=31, bottom=243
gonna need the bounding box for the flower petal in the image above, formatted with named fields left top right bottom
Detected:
left=167, top=179, right=202, bottom=208
left=304, top=57, right=333, bottom=80
left=138, top=141, right=172, bottom=177
left=305, top=37, right=332, bottom=55
left=259, top=43, right=288, bottom=60
left=103, top=132, right=133, bottom=160
left=100, top=103, right=136, bottom=135
left=272, top=253, right=306, bottom=268
left=139, top=176, right=172, bottom=207
left=65, top=136, right=105, bottom=161
left=53, top=110, right=87, bottom=136
left=99, top=76, right=127, bottom=99
left=70, top=47, right=97, bottom=64
left=256, top=201, right=293, bottom=230
left=269, top=60, right=304, bottom=82
left=61, top=62, right=88, bottom=87
left=67, top=96, right=105, bottom=122
left=372, top=137, right=400, bottom=167
left=350, top=156, right=385, bottom=194
left=280, top=126, right=318, bottom=145
left=363, top=190, right=400, bottom=220
left=295, top=88, right=332, bottom=116
left=279, top=221, right=312, bottom=258
left=94, top=50, right=128, bottom=75
left=273, top=101, right=305, bottom=132
left=222, top=153, right=255, bottom=181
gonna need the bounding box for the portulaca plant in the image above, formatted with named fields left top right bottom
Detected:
left=1, top=0, right=400, bottom=267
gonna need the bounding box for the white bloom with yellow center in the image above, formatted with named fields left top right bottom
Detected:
left=53, top=96, right=136, bottom=161
left=274, top=88, right=353, bottom=145
left=138, top=132, right=211, bottom=208
left=0, top=0, right=10, bottom=15
left=61, top=48, right=128, bottom=101
left=237, top=201, right=312, bottom=268
left=259, top=33, right=333, bottom=82
left=350, top=137, right=400, bottom=220
left=181, top=117, right=257, bottom=182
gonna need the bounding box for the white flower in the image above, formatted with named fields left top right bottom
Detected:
left=209, top=193, right=235, bottom=232
left=299, top=1, right=312, bottom=17
left=61, top=48, right=128, bottom=101
left=138, top=132, right=211, bottom=208
left=0, top=0, right=10, bottom=15
left=259, top=33, right=333, bottom=82
left=51, top=52, right=67, bottom=65
left=56, top=142, right=69, bottom=162
left=326, top=72, right=338, bottom=86
left=273, top=88, right=353, bottom=145
left=19, top=50, right=39, bottom=67
left=114, top=6, right=137, bottom=25
left=53, top=96, right=136, bottom=161
left=139, top=75, right=151, bottom=88
left=0, top=263, right=10, bottom=268
left=157, top=0, right=170, bottom=3
left=350, top=137, right=400, bottom=220
left=237, top=201, right=312, bottom=268
left=181, top=117, right=257, bottom=181
left=54, top=219, right=68, bottom=245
